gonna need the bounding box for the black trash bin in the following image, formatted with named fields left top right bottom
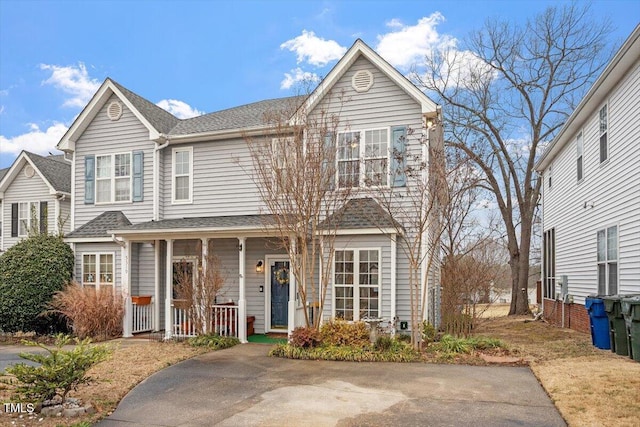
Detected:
left=621, top=296, right=640, bottom=362
left=603, top=295, right=629, bottom=356
left=585, top=296, right=611, bottom=350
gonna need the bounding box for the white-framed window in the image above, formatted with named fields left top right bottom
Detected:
left=334, top=249, right=381, bottom=320
left=172, top=147, right=193, bottom=204
left=599, top=104, right=608, bottom=163
left=576, top=131, right=583, bottom=181
left=96, top=153, right=131, bottom=203
left=18, top=201, right=39, bottom=237
left=82, top=253, right=114, bottom=291
left=337, top=128, right=389, bottom=188
left=597, top=225, right=617, bottom=295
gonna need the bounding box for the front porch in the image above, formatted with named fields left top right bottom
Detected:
left=119, top=233, right=308, bottom=343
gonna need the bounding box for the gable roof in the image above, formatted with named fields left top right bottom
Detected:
left=57, top=78, right=180, bottom=151
left=535, top=24, right=640, bottom=171
left=0, top=168, right=8, bottom=183
left=0, top=151, right=71, bottom=196
left=298, top=39, right=438, bottom=123
left=169, top=96, right=304, bottom=136
left=66, top=211, right=132, bottom=238
left=57, top=39, right=437, bottom=150
left=319, top=197, right=402, bottom=232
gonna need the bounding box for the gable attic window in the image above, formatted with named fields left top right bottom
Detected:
left=351, top=70, right=374, bottom=93
left=172, top=147, right=193, bottom=204
left=107, top=101, right=123, bottom=121
left=599, top=104, right=608, bottom=163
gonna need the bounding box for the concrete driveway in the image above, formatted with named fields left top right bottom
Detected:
left=99, top=344, right=565, bottom=427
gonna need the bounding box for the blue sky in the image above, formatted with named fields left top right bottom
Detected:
left=1, top=0, right=638, bottom=169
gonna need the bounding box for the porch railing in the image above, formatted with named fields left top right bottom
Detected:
left=171, top=302, right=238, bottom=338
left=132, top=300, right=154, bottom=333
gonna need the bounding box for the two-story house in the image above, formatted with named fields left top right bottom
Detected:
left=0, top=151, right=72, bottom=251
left=535, top=25, right=640, bottom=332
left=57, top=39, right=442, bottom=342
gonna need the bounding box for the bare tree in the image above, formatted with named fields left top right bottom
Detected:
left=362, top=115, right=450, bottom=348
left=244, top=93, right=352, bottom=329
left=416, top=4, right=613, bottom=314
left=174, top=247, right=226, bottom=335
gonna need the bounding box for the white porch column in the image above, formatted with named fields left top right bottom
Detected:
left=237, top=237, right=247, bottom=343
left=153, top=239, right=160, bottom=332
left=390, top=233, right=397, bottom=335
left=288, top=237, right=296, bottom=337
left=201, top=238, right=209, bottom=334
left=164, top=239, right=174, bottom=340
left=122, top=240, right=132, bottom=337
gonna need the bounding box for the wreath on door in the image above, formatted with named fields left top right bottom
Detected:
left=275, top=266, right=289, bottom=285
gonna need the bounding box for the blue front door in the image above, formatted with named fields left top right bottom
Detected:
left=270, top=261, right=290, bottom=329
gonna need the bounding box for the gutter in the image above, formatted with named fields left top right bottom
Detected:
left=153, top=134, right=170, bottom=221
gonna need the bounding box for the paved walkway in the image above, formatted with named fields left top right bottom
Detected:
left=98, top=344, right=565, bottom=427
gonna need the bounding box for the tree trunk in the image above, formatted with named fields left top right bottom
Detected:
left=509, top=214, right=533, bottom=315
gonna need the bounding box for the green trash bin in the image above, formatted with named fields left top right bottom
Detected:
left=621, top=296, right=640, bottom=362
left=603, top=295, right=630, bottom=356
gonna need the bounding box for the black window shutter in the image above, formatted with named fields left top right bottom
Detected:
left=40, top=201, right=48, bottom=234
left=11, top=203, right=18, bottom=237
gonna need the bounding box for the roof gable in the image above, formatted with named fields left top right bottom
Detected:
left=298, top=39, right=438, bottom=123
left=66, top=211, right=132, bottom=238
left=57, top=78, right=179, bottom=151
left=0, top=151, right=71, bottom=196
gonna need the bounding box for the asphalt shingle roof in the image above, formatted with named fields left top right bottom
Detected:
left=0, top=168, right=8, bottom=183
left=66, top=211, right=132, bottom=238
left=168, top=96, right=305, bottom=135
left=24, top=152, right=71, bottom=193
left=116, top=214, right=280, bottom=232
left=320, top=198, right=401, bottom=231
left=110, top=79, right=180, bottom=134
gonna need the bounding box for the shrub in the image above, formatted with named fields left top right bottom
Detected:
left=187, top=334, right=239, bottom=350
left=0, top=234, right=74, bottom=334
left=290, top=326, right=321, bottom=348
left=4, top=334, right=111, bottom=402
left=421, top=321, right=437, bottom=344
left=48, top=283, right=124, bottom=340
left=319, top=320, right=369, bottom=347
left=269, top=341, right=420, bottom=362
left=434, top=334, right=471, bottom=354
left=374, top=335, right=394, bottom=351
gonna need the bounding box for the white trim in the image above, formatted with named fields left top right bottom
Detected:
left=317, top=228, right=399, bottom=236
left=122, top=242, right=131, bottom=337
left=171, top=146, right=193, bottom=204
left=332, top=247, right=382, bottom=321
left=164, top=239, right=174, bottom=339
left=264, top=254, right=291, bottom=333
left=154, top=239, right=161, bottom=332
left=71, top=151, right=76, bottom=231
left=16, top=201, right=40, bottom=237
left=238, top=237, right=247, bottom=343
left=64, top=237, right=114, bottom=243
left=390, top=233, right=397, bottom=322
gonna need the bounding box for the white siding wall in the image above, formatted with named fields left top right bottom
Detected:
left=160, top=137, right=263, bottom=218
left=74, top=94, right=155, bottom=228
left=2, top=165, right=58, bottom=249
left=542, top=60, right=640, bottom=302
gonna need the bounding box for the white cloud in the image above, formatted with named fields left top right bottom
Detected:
left=155, top=99, right=203, bottom=119
left=280, top=30, right=347, bottom=67
left=376, top=13, right=455, bottom=70
left=280, top=68, right=320, bottom=90
left=0, top=123, right=68, bottom=157
left=40, top=63, right=101, bottom=108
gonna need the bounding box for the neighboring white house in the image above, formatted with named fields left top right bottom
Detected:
left=0, top=151, right=72, bottom=251
left=535, top=25, right=640, bottom=331
left=56, top=39, right=443, bottom=342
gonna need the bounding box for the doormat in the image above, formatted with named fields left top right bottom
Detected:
left=247, top=334, right=288, bottom=344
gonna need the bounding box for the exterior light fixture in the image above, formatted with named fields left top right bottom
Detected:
left=256, top=260, right=264, bottom=273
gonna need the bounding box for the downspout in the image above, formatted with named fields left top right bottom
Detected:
left=153, top=134, right=170, bottom=222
